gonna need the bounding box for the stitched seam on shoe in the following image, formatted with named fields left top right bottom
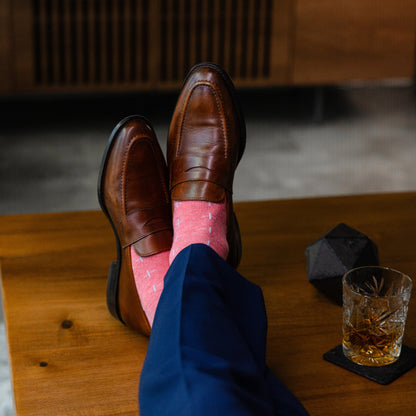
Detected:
left=122, top=134, right=140, bottom=215
left=178, top=80, right=227, bottom=159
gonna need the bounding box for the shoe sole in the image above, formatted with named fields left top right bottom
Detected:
left=97, top=114, right=151, bottom=323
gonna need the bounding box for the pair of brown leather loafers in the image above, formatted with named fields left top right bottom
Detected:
left=98, top=63, right=246, bottom=335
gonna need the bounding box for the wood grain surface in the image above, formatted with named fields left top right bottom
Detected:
left=293, top=0, right=416, bottom=84
left=1, top=193, right=416, bottom=415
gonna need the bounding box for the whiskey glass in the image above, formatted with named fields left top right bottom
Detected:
left=342, top=266, right=412, bottom=366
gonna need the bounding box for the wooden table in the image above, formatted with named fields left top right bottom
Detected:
left=1, top=192, right=416, bottom=415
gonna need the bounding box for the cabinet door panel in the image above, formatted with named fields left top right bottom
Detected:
left=293, top=0, right=416, bottom=84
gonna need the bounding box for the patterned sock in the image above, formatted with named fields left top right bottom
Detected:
left=130, top=248, right=170, bottom=326
left=169, top=199, right=228, bottom=264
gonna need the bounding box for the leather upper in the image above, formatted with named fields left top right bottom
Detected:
left=167, top=63, right=245, bottom=268
left=103, top=118, right=173, bottom=257
left=168, top=65, right=243, bottom=203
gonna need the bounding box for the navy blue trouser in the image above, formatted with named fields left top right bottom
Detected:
left=139, top=244, right=309, bottom=416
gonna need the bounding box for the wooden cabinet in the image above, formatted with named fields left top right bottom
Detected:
left=5, top=0, right=293, bottom=93
left=1, top=0, right=415, bottom=94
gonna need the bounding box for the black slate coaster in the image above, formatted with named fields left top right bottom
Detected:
left=323, top=344, right=416, bottom=385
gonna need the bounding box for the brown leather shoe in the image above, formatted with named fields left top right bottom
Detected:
left=167, top=63, right=246, bottom=268
left=98, top=115, right=172, bottom=335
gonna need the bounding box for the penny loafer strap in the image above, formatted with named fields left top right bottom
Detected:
left=170, top=155, right=233, bottom=192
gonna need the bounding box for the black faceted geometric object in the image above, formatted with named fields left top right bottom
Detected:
left=305, top=223, right=379, bottom=305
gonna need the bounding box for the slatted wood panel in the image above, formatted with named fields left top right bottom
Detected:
left=10, top=0, right=291, bottom=92
left=158, top=0, right=274, bottom=83
left=31, top=0, right=151, bottom=87
left=0, top=0, right=12, bottom=93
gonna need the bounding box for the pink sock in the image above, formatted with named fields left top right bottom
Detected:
left=130, top=248, right=170, bottom=326
left=169, top=200, right=228, bottom=264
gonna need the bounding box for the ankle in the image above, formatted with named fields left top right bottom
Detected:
left=170, top=199, right=228, bottom=264
left=130, top=248, right=170, bottom=326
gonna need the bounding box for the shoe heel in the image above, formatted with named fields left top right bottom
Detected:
left=106, top=261, right=122, bottom=321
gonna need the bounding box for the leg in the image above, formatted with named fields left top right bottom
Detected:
left=139, top=244, right=309, bottom=416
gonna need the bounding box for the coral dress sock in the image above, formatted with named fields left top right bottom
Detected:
left=130, top=248, right=170, bottom=326
left=169, top=199, right=229, bottom=265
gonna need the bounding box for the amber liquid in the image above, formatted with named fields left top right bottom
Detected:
left=342, top=270, right=411, bottom=366
left=343, top=321, right=403, bottom=366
